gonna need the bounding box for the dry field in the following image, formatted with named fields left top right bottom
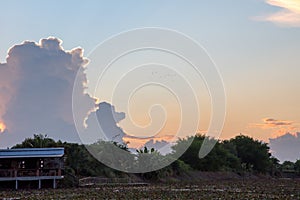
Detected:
left=0, top=179, right=299, bottom=199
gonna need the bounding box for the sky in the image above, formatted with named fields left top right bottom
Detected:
left=0, top=0, right=299, bottom=161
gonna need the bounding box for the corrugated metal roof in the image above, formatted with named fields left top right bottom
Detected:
left=0, top=148, right=64, bottom=158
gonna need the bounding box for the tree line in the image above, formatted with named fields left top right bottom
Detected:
left=11, top=134, right=300, bottom=187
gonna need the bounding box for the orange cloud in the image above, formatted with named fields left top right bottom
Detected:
left=261, top=118, right=293, bottom=127
left=256, top=0, right=300, bottom=27
left=250, top=118, right=294, bottom=128
left=249, top=118, right=297, bottom=137
left=0, top=122, right=6, bottom=133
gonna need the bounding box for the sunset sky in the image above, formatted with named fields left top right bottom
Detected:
left=0, top=1, right=299, bottom=161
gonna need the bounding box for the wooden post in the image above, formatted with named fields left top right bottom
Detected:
left=38, top=179, right=41, bottom=189
left=15, top=180, right=18, bottom=190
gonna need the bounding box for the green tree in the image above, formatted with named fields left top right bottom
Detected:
left=88, top=140, right=134, bottom=173
left=294, top=160, right=300, bottom=175
left=172, top=135, right=240, bottom=171
left=269, top=156, right=281, bottom=176
left=222, top=140, right=241, bottom=171
left=12, top=134, right=60, bottom=148
left=228, top=135, right=272, bottom=173
left=135, top=147, right=174, bottom=180
left=281, top=161, right=295, bottom=172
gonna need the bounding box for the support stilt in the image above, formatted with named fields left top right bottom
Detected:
left=53, top=178, right=56, bottom=189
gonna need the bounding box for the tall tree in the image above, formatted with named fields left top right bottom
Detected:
left=172, top=135, right=240, bottom=171
left=12, top=134, right=60, bottom=148
left=228, top=135, right=272, bottom=173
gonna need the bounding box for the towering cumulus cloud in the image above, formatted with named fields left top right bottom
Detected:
left=0, top=38, right=95, bottom=147
left=0, top=37, right=168, bottom=149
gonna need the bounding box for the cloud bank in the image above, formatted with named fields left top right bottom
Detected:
left=269, top=132, right=300, bottom=162
left=0, top=38, right=95, bottom=147
left=256, top=0, right=300, bottom=27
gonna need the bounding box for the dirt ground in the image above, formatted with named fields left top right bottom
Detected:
left=0, top=179, right=299, bottom=199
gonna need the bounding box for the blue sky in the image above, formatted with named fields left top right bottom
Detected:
left=0, top=0, right=291, bottom=61
left=0, top=1, right=300, bottom=159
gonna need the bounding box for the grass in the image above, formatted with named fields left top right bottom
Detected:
left=0, top=179, right=299, bottom=199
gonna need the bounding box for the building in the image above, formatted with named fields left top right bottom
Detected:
left=0, top=148, right=64, bottom=189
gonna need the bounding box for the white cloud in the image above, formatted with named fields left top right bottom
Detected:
left=269, top=132, right=300, bottom=162
left=0, top=37, right=95, bottom=147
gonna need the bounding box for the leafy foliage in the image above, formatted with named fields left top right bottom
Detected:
left=12, top=134, right=61, bottom=148
left=228, top=135, right=272, bottom=173
left=172, top=135, right=240, bottom=172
